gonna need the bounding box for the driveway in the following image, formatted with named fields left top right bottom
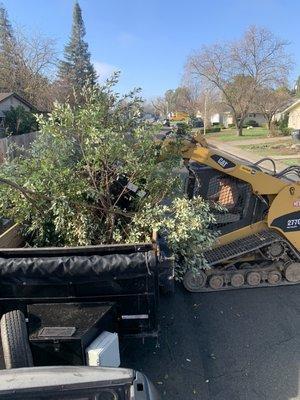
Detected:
left=122, top=139, right=300, bottom=400
left=206, top=137, right=288, bottom=172
left=122, top=284, right=300, bottom=400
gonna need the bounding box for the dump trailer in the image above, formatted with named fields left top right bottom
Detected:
left=0, top=225, right=173, bottom=371
left=160, top=132, right=300, bottom=292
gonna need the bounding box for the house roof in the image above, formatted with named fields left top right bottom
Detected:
left=0, top=92, right=35, bottom=110
left=280, top=98, right=300, bottom=114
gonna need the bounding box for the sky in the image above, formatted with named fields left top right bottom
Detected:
left=2, top=0, right=300, bottom=99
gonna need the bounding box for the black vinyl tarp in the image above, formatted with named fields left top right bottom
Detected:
left=0, top=251, right=156, bottom=285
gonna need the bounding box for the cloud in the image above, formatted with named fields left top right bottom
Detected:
left=117, top=32, right=136, bottom=47
left=93, top=61, right=119, bottom=82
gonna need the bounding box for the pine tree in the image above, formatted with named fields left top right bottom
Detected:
left=0, top=3, right=14, bottom=50
left=0, top=3, right=18, bottom=92
left=58, top=1, right=97, bottom=100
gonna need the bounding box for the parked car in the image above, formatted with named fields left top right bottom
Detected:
left=0, top=366, right=160, bottom=399
left=191, top=117, right=204, bottom=128
left=292, top=129, right=300, bottom=143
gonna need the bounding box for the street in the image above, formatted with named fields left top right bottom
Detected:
left=122, top=284, right=300, bottom=400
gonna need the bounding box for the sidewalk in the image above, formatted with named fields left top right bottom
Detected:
left=230, top=136, right=289, bottom=146
left=207, top=137, right=288, bottom=172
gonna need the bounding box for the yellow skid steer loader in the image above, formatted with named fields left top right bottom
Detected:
left=161, top=133, right=300, bottom=292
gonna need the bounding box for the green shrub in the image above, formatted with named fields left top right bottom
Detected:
left=200, top=126, right=221, bottom=133
left=228, top=123, right=235, bottom=128
left=244, top=120, right=259, bottom=127
left=279, top=127, right=292, bottom=136
left=278, top=114, right=290, bottom=135
left=4, top=106, right=38, bottom=136
left=0, top=78, right=218, bottom=278
left=176, top=122, right=191, bottom=135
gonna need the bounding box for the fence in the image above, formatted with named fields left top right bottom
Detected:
left=0, top=131, right=38, bottom=164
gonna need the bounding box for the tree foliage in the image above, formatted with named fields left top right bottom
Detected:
left=0, top=3, right=19, bottom=92
left=0, top=77, right=217, bottom=277
left=0, top=3, right=14, bottom=52
left=3, top=106, right=38, bottom=136
left=58, top=1, right=97, bottom=103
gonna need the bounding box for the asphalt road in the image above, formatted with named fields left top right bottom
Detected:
left=122, top=284, right=300, bottom=400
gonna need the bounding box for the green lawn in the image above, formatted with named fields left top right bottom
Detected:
left=205, top=127, right=269, bottom=142
left=283, top=158, right=300, bottom=166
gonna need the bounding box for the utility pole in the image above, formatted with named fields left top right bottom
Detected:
left=203, top=91, right=207, bottom=135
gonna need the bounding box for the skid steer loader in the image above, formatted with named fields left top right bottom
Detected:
left=160, top=132, right=300, bottom=292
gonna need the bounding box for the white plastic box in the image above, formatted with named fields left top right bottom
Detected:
left=85, top=331, right=120, bottom=367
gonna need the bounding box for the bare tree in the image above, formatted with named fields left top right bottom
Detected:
left=183, top=72, right=221, bottom=128
left=185, top=26, right=293, bottom=136
left=170, top=87, right=197, bottom=115
left=152, top=96, right=169, bottom=117
left=254, top=87, right=292, bottom=135
left=13, top=30, right=57, bottom=110
left=0, top=25, right=57, bottom=110
left=152, top=86, right=206, bottom=118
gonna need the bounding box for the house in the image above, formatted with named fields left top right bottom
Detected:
left=198, top=111, right=266, bottom=127
left=210, top=111, right=234, bottom=127
left=244, top=113, right=267, bottom=126
left=279, top=99, right=300, bottom=130
left=197, top=105, right=267, bottom=128
left=0, top=92, right=35, bottom=132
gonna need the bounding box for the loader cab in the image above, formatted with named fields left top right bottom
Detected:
left=186, top=162, right=269, bottom=235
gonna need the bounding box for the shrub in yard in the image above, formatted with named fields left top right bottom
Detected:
left=0, top=76, right=217, bottom=278
left=244, top=120, right=259, bottom=127
left=176, top=122, right=191, bottom=135
left=4, top=106, right=38, bottom=136
left=200, top=126, right=221, bottom=133
left=212, top=123, right=225, bottom=129
left=279, top=126, right=293, bottom=136
left=227, top=123, right=235, bottom=128
left=278, top=114, right=292, bottom=136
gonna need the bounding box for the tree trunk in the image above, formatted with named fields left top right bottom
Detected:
left=267, top=119, right=272, bottom=136
left=268, top=118, right=276, bottom=137
left=237, top=124, right=243, bottom=136
left=233, top=113, right=243, bottom=136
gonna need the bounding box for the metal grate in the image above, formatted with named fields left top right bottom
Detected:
left=189, top=167, right=252, bottom=228
left=204, top=230, right=281, bottom=266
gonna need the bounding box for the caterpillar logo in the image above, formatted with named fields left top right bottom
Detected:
left=211, top=154, right=236, bottom=169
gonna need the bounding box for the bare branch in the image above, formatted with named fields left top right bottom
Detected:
left=184, top=26, right=293, bottom=136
